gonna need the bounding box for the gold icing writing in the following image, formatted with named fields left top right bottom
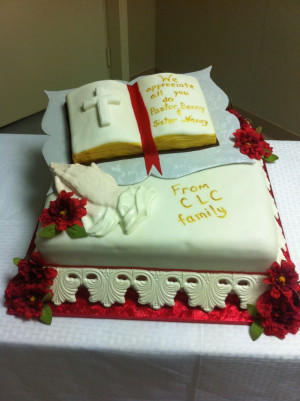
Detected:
left=153, top=118, right=177, bottom=127
left=210, top=190, right=223, bottom=201
left=171, top=183, right=209, bottom=195
left=143, top=74, right=213, bottom=133
left=150, top=90, right=163, bottom=99
left=174, top=90, right=189, bottom=97
left=181, top=116, right=208, bottom=126
left=178, top=206, right=227, bottom=225
left=146, top=74, right=195, bottom=93
left=180, top=198, right=192, bottom=208
left=181, top=102, right=205, bottom=113
left=150, top=103, right=177, bottom=115
left=170, top=182, right=227, bottom=225
left=150, top=101, right=205, bottom=116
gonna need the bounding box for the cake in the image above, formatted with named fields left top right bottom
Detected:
left=5, top=70, right=300, bottom=340
left=36, top=71, right=286, bottom=310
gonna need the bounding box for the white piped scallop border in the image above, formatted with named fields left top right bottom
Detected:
left=50, top=267, right=269, bottom=311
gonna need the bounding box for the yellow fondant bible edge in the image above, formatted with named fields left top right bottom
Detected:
left=154, top=133, right=216, bottom=151
left=73, top=142, right=143, bottom=164
left=73, top=134, right=216, bottom=164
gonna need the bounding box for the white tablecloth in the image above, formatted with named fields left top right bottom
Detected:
left=1, top=134, right=300, bottom=401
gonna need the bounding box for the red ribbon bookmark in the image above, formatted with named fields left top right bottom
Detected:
left=127, top=83, right=162, bottom=175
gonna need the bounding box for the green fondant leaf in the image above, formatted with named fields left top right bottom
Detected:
left=263, top=153, right=279, bottom=163
left=39, top=224, right=57, bottom=238
left=13, top=257, right=21, bottom=266
left=250, top=320, right=264, bottom=341
left=42, top=291, right=53, bottom=303
left=66, top=224, right=87, bottom=238
left=39, top=304, right=52, bottom=325
left=256, top=126, right=263, bottom=133
left=247, top=304, right=258, bottom=317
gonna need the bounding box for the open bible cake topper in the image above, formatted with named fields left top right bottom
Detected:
left=42, top=67, right=254, bottom=185
left=67, top=73, right=217, bottom=175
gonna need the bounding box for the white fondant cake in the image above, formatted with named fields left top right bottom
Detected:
left=33, top=71, right=287, bottom=312
left=36, top=161, right=284, bottom=273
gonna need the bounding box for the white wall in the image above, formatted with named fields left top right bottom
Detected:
left=0, top=0, right=109, bottom=127
left=156, top=0, right=300, bottom=135
left=2, top=0, right=299, bottom=136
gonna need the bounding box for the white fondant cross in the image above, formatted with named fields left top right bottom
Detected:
left=82, top=87, right=121, bottom=127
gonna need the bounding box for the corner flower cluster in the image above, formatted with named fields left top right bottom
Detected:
left=227, top=108, right=278, bottom=162
left=5, top=252, right=57, bottom=324
left=248, top=261, right=300, bottom=340
left=39, top=190, right=87, bottom=238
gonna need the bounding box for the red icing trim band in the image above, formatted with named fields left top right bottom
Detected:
left=127, top=83, right=162, bottom=175
left=50, top=288, right=253, bottom=325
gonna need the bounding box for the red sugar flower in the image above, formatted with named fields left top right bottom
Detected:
left=5, top=275, right=26, bottom=300
left=18, top=252, right=57, bottom=286
left=256, top=291, right=300, bottom=339
left=262, top=141, right=273, bottom=158
left=5, top=280, right=49, bottom=319
left=5, top=250, right=56, bottom=324
left=233, top=126, right=272, bottom=160
left=5, top=252, right=56, bottom=322
left=228, top=107, right=277, bottom=162
left=39, top=190, right=87, bottom=231
left=264, top=261, right=300, bottom=301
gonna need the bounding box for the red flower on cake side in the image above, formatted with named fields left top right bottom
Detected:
left=39, top=190, right=87, bottom=230
left=227, top=108, right=278, bottom=163
left=264, top=260, right=300, bottom=301
left=18, top=251, right=57, bottom=286
left=4, top=253, right=57, bottom=324
left=233, top=127, right=272, bottom=160
left=5, top=280, right=50, bottom=319
left=248, top=260, right=300, bottom=340
left=255, top=291, right=300, bottom=339
left=39, top=190, right=87, bottom=238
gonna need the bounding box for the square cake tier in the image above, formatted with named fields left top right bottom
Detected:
left=35, top=161, right=285, bottom=273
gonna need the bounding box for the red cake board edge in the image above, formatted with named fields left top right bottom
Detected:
left=50, top=288, right=253, bottom=325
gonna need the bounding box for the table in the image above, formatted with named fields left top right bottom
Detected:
left=1, top=134, right=300, bottom=401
